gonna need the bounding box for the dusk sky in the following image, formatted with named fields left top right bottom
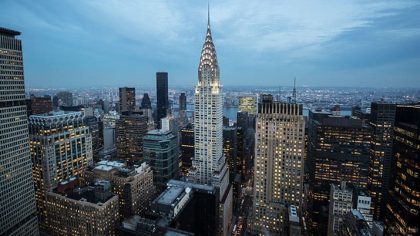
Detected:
left=1, top=0, right=420, bottom=88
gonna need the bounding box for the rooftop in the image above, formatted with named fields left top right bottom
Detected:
left=0, top=27, right=21, bottom=37
left=158, top=186, right=186, bottom=205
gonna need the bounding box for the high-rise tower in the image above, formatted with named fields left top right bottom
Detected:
left=156, top=72, right=169, bottom=128
left=188, top=7, right=232, bottom=236
left=0, top=27, right=39, bottom=235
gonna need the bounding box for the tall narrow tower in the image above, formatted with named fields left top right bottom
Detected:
left=188, top=6, right=232, bottom=236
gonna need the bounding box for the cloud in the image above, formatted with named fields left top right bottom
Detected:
left=211, top=0, right=418, bottom=53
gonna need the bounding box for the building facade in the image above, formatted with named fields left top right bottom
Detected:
left=116, top=112, right=148, bottom=164
left=44, top=180, right=119, bottom=235
left=251, top=99, right=305, bottom=234
left=119, top=87, right=136, bottom=113
left=308, top=111, right=371, bottom=233
left=180, top=124, right=194, bottom=176
left=384, top=104, right=420, bottom=235
left=156, top=72, right=168, bottom=128
left=143, top=129, right=179, bottom=189
left=28, top=111, right=93, bottom=227
left=0, top=27, right=39, bottom=236
left=367, top=102, right=396, bottom=220
left=327, top=182, right=353, bottom=235
left=26, top=95, right=52, bottom=116
left=238, top=96, right=257, bottom=115
left=56, top=91, right=73, bottom=107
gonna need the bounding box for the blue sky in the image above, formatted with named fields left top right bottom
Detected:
left=1, top=0, right=420, bottom=88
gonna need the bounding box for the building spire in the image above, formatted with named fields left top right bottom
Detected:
left=292, top=77, right=297, bottom=103
left=208, top=0, right=211, bottom=28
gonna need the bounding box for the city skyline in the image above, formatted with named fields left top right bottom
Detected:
left=1, top=0, right=420, bottom=89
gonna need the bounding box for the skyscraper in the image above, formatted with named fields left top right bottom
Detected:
left=188, top=9, right=233, bottom=236
left=115, top=112, right=148, bottom=164
left=180, top=124, right=194, bottom=176
left=250, top=99, right=305, bottom=235
left=143, top=129, right=179, bottom=189
left=307, top=110, right=371, bottom=233
left=179, top=92, right=187, bottom=111
left=141, top=93, right=152, bottom=109
left=156, top=72, right=168, bottom=128
left=367, top=102, right=396, bottom=220
left=179, top=92, right=188, bottom=127
left=119, top=87, right=136, bottom=113
left=26, top=95, right=52, bottom=116
left=385, top=104, right=420, bottom=235
left=0, top=27, right=39, bottom=236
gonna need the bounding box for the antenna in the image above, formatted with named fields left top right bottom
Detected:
left=292, top=77, right=296, bottom=103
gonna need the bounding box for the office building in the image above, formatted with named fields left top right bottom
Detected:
left=156, top=72, right=168, bottom=128
left=116, top=112, right=148, bottom=164
left=308, top=111, right=371, bottom=233
left=44, top=179, right=119, bottom=235
left=223, top=126, right=238, bottom=182
left=367, top=102, right=396, bottom=220
left=356, top=191, right=373, bottom=228
left=119, top=87, right=136, bottom=113
left=29, top=111, right=93, bottom=227
left=83, top=161, right=155, bottom=218
left=0, top=27, right=39, bottom=236
left=327, top=182, right=353, bottom=235
left=101, top=111, right=119, bottom=158
left=251, top=99, right=305, bottom=235
left=84, top=115, right=103, bottom=160
left=179, top=92, right=188, bottom=127
left=179, top=92, right=187, bottom=111
left=180, top=124, right=194, bottom=176
left=384, top=104, right=420, bottom=235
left=188, top=10, right=233, bottom=236
left=56, top=91, right=73, bottom=107
left=143, top=129, right=179, bottom=189
left=26, top=95, right=52, bottom=116
left=238, top=96, right=257, bottom=115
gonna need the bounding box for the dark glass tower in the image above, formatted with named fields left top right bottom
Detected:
left=141, top=93, right=152, bottom=109
left=179, top=92, right=187, bottom=111
left=367, top=102, right=396, bottom=220
left=156, top=72, right=168, bottom=128
left=119, top=87, right=135, bottom=113
left=0, top=27, right=39, bottom=235
left=307, top=111, right=371, bottom=234
left=384, top=104, right=420, bottom=235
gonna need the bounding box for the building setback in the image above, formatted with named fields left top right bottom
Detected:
left=0, top=27, right=39, bottom=236
left=251, top=99, right=305, bottom=235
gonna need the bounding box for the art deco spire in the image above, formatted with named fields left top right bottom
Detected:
left=198, top=2, right=219, bottom=83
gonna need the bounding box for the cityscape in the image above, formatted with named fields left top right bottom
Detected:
left=1, top=1, right=420, bottom=236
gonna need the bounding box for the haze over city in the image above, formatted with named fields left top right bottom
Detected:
left=1, top=0, right=420, bottom=88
